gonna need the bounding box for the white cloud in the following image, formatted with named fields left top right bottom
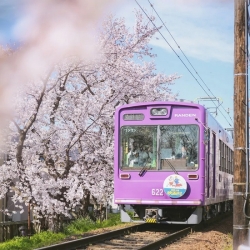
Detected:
left=117, top=0, right=234, bottom=63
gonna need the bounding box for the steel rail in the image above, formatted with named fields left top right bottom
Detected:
left=35, top=223, right=149, bottom=250
left=137, top=227, right=191, bottom=250
left=138, top=212, right=233, bottom=250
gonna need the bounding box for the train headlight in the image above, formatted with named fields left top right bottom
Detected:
left=150, top=108, right=168, bottom=116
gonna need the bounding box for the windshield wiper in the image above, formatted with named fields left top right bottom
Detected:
left=139, top=164, right=151, bottom=177
left=165, top=159, right=179, bottom=175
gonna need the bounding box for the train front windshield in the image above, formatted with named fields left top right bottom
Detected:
left=120, top=125, right=199, bottom=171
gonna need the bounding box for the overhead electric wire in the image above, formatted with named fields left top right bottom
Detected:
left=148, top=0, right=233, bottom=124
left=134, top=0, right=233, bottom=127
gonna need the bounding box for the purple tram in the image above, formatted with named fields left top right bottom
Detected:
left=114, top=101, right=233, bottom=224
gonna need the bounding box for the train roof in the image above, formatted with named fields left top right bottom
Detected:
left=115, top=101, right=205, bottom=111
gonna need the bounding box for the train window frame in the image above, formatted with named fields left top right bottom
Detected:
left=119, top=124, right=200, bottom=172
left=219, top=139, right=233, bottom=174
left=119, top=125, right=158, bottom=171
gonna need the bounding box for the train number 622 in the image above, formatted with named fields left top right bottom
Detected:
left=151, top=189, right=163, bottom=196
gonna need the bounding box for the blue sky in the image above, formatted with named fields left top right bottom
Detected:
left=116, top=0, right=234, bottom=129
left=0, top=0, right=24, bottom=44
left=0, top=0, right=235, bottom=129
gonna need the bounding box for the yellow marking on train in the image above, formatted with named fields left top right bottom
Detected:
left=145, top=218, right=157, bottom=223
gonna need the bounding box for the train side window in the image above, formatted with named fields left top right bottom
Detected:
left=219, top=140, right=222, bottom=171
left=225, top=144, right=227, bottom=172
left=219, top=174, right=222, bottom=182
left=210, top=131, right=215, bottom=169
left=221, top=141, right=225, bottom=172
left=223, top=143, right=227, bottom=172
left=204, top=129, right=210, bottom=144
left=225, top=146, right=228, bottom=173
left=232, top=151, right=234, bottom=174
left=229, top=148, right=232, bottom=174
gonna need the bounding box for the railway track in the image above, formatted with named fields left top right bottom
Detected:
left=36, top=223, right=190, bottom=250
left=36, top=212, right=232, bottom=250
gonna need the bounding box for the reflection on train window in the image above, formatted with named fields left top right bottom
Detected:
left=120, top=125, right=199, bottom=171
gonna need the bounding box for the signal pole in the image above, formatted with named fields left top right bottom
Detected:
left=234, top=0, right=249, bottom=248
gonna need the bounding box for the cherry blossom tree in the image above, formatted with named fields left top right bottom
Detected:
left=0, top=11, right=178, bottom=231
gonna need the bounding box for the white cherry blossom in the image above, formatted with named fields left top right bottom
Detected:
left=0, top=11, right=179, bottom=231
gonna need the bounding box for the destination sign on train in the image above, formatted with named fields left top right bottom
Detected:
left=123, top=114, right=144, bottom=121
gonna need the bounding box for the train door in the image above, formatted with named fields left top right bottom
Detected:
left=212, top=132, right=216, bottom=198
left=209, top=132, right=216, bottom=198
left=207, top=130, right=216, bottom=198
left=206, top=129, right=210, bottom=198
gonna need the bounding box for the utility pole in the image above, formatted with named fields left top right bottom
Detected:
left=234, top=0, right=249, bottom=248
